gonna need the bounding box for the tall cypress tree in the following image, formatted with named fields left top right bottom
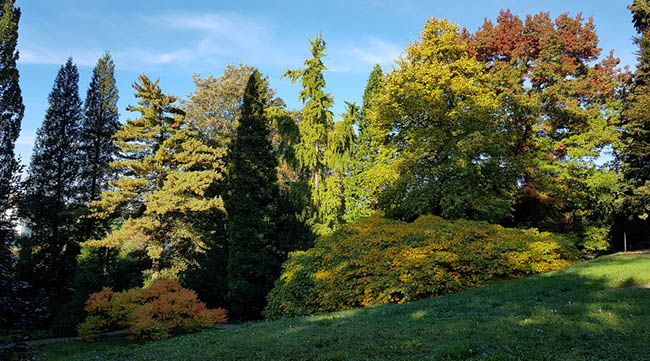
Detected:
left=0, top=0, right=25, bottom=329
left=618, top=0, right=650, bottom=247
left=225, top=71, right=279, bottom=319
left=18, top=58, right=83, bottom=299
left=79, top=52, right=119, bottom=205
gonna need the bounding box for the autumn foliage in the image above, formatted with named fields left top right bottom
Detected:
left=264, top=213, right=578, bottom=318
left=77, top=280, right=227, bottom=340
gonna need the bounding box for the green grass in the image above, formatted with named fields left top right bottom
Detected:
left=36, top=253, right=650, bottom=360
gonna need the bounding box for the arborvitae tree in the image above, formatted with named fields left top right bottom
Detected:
left=79, top=52, right=119, bottom=205
left=18, top=58, right=83, bottom=301
left=225, top=71, right=280, bottom=319
left=344, top=65, right=383, bottom=223
left=618, top=0, right=650, bottom=248
left=0, top=0, right=26, bottom=329
left=284, top=34, right=349, bottom=234
left=89, top=75, right=226, bottom=284
left=181, top=64, right=311, bottom=309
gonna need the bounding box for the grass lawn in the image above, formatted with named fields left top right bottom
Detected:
left=37, top=253, right=650, bottom=360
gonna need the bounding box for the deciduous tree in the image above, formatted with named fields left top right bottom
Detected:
left=465, top=10, right=629, bottom=250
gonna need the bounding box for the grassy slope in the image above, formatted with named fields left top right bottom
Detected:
left=42, top=253, right=650, bottom=361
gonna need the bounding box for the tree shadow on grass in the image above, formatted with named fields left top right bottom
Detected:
left=41, top=255, right=650, bottom=361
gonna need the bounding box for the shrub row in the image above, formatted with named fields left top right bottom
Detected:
left=78, top=280, right=227, bottom=340
left=263, top=213, right=578, bottom=318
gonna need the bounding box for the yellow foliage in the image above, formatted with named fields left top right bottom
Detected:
left=264, top=213, right=578, bottom=318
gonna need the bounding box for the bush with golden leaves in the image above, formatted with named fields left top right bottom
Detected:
left=78, top=279, right=227, bottom=340
left=263, top=213, right=578, bottom=318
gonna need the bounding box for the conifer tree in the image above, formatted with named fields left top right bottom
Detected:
left=225, top=71, right=280, bottom=319
left=344, top=65, right=383, bottom=223
left=618, top=0, right=650, bottom=246
left=0, top=0, right=25, bottom=329
left=89, top=75, right=226, bottom=283
left=79, top=52, right=119, bottom=204
left=284, top=34, right=349, bottom=233
left=18, top=58, right=83, bottom=297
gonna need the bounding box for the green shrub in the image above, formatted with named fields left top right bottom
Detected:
left=263, top=213, right=578, bottom=318
left=77, top=280, right=228, bottom=340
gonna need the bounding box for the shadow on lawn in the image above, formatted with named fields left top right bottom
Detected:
left=266, top=257, right=650, bottom=360
left=40, top=255, right=650, bottom=361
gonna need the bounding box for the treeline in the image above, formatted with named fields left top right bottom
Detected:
left=1, top=0, right=649, bottom=335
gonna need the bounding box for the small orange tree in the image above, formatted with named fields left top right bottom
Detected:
left=78, top=279, right=227, bottom=340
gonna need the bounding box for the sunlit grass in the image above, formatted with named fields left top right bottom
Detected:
left=39, top=253, right=650, bottom=361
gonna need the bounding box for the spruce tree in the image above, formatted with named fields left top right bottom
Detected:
left=284, top=34, right=350, bottom=234
left=0, top=0, right=25, bottom=329
left=618, top=0, right=650, bottom=246
left=18, top=58, right=83, bottom=299
left=79, top=52, right=119, bottom=205
left=225, top=71, right=279, bottom=319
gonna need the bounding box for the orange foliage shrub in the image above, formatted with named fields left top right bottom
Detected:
left=263, top=213, right=578, bottom=318
left=77, top=280, right=227, bottom=340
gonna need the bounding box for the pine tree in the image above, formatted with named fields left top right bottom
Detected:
left=225, top=71, right=280, bottom=319
left=618, top=0, right=650, bottom=246
left=18, top=58, right=83, bottom=298
left=0, top=0, right=25, bottom=329
left=79, top=52, right=119, bottom=204
left=89, top=75, right=226, bottom=283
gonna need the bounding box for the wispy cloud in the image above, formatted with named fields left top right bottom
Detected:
left=20, top=43, right=103, bottom=67
left=18, top=12, right=296, bottom=70
left=350, top=38, right=402, bottom=67
left=325, top=37, right=402, bottom=73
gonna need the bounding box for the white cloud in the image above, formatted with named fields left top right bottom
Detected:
left=17, top=12, right=291, bottom=70
left=325, top=37, right=402, bottom=73
left=350, top=38, right=402, bottom=68
left=19, top=43, right=103, bottom=67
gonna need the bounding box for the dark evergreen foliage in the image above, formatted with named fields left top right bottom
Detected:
left=225, top=71, right=281, bottom=319
left=79, top=52, right=119, bottom=204
left=18, top=58, right=83, bottom=304
left=619, top=0, right=650, bottom=245
left=0, top=0, right=25, bottom=330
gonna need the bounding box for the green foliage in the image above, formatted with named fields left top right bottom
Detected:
left=264, top=213, right=578, bottom=318
left=225, top=71, right=281, bottom=319
left=18, top=58, right=83, bottom=300
left=617, top=1, right=650, bottom=239
left=343, top=65, right=383, bottom=224
left=77, top=279, right=227, bottom=340
left=48, top=254, right=650, bottom=361
left=79, top=52, right=119, bottom=205
left=284, top=34, right=352, bottom=234
left=466, top=10, right=628, bottom=249
left=88, top=75, right=226, bottom=283
left=372, top=18, right=517, bottom=223
left=0, top=0, right=25, bottom=330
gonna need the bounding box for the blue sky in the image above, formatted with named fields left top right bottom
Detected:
left=14, top=0, right=637, bottom=166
